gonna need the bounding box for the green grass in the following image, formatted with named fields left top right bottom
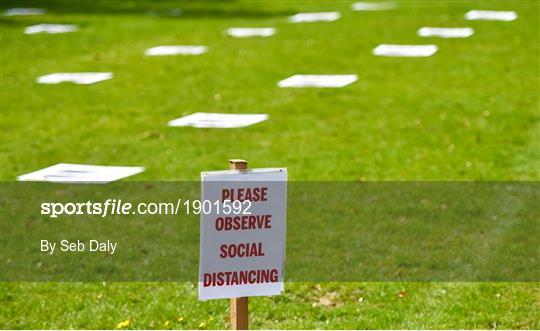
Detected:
left=1, top=0, right=539, bottom=329
left=1, top=282, right=540, bottom=329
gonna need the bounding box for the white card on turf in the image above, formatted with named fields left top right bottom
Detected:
left=168, top=113, right=268, bottom=128
left=36, top=73, right=113, bottom=85
left=278, top=74, right=358, bottom=88
left=25, top=24, right=78, bottom=35
left=227, top=27, right=275, bottom=38
left=288, top=12, right=341, bottom=23
left=465, top=10, right=517, bottom=21
left=373, top=44, right=438, bottom=57
left=4, top=8, right=45, bottom=16
left=17, top=163, right=144, bottom=184
left=418, top=27, right=473, bottom=38
left=351, top=2, right=395, bottom=11
left=144, top=46, right=207, bottom=56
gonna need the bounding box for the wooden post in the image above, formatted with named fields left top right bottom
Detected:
left=229, top=159, right=249, bottom=330
left=230, top=296, right=248, bottom=330
left=229, top=159, right=248, bottom=171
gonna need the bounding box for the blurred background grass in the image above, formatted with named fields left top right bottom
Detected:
left=2, top=0, right=538, bottom=180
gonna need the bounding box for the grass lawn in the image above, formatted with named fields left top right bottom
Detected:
left=2, top=283, right=539, bottom=329
left=1, top=0, right=539, bottom=329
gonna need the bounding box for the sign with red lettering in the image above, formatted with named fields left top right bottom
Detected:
left=198, top=168, right=287, bottom=300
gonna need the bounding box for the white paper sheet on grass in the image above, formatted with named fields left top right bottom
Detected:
left=278, top=74, right=358, bottom=88
left=288, top=12, right=341, bottom=23
left=465, top=10, right=517, bottom=21
left=168, top=113, right=268, bottom=128
left=17, top=163, right=144, bottom=184
left=227, top=27, right=275, bottom=38
left=418, top=27, right=473, bottom=38
left=373, top=44, right=438, bottom=57
left=36, top=73, right=113, bottom=85
left=4, top=8, right=45, bottom=16
left=25, top=24, right=78, bottom=35
left=351, top=2, right=396, bottom=11
left=144, top=46, right=207, bottom=56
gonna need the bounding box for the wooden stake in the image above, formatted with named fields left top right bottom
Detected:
left=229, top=159, right=249, bottom=330
left=230, top=296, right=248, bottom=330
left=229, top=159, right=248, bottom=171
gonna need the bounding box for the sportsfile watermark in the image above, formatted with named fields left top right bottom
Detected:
left=39, top=186, right=268, bottom=218
left=2, top=181, right=538, bottom=282
left=40, top=198, right=254, bottom=218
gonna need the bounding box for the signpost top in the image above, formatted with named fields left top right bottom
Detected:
left=229, top=159, right=248, bottom=170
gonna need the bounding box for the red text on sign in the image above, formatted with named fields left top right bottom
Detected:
left=221, top=187, right=268, bottom=202
left=220, top=242, right=265, bottom=258
left=215, top=214, right=272, bottom=231
left=203, top=268, right=279, bottom=287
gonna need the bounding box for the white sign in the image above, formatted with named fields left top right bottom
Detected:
left=288, top=12, right=341, bottom=23
left=144, top=46, right=207, bottom=56
left=418, top=27, right=473, bottom=38
left=351, top=2, right=396, bottom=11
left=17, top=163, right=144, bottom=183
left=36, top=73, right=113, bottom=85
left=199, top=168, right=287, bottom=300
left=227, top=27, right=276, bottom=38
left=372, top=44, right=438, bottom=57
left=278, top=74, right=358, bottom=88
left=168, top=113, right=268, bottom=128
left=4, top=8, right=45, bottom=16
left=465, top=10, right=517, bottom=21
left=25, top=24, right=78, bottom=35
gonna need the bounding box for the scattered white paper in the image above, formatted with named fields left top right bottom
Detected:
left=288, top=12, right=341, bottom=23
left=36, top=73, right=113, bottom=85
left=25, top=24, right=78, bottom=35
left=372, top=44, right=438, bottom=57
left=278, top=74, right=358, bottom=88
left=144, top=46, right=207, bottom=56
left=4, top=8, right=45, bottom=16
left=168, top=113, right=268, bottom=128
left=227, top=27, right=276, bottom=38
left=351, top=2, right=396, bottom=11
left=465, top=10, right=517, bottom=21
left=418, top=27, right=474, bottom=38
left=17, top=163, right=144, bottom=184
